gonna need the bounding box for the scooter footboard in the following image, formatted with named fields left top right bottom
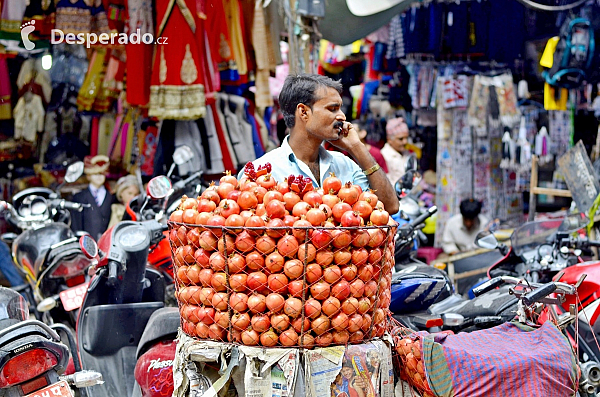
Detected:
left=80, top=302, right=164, bottom=356
left=77, top=302, right=164, bottom=397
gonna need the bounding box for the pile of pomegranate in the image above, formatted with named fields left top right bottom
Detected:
left=395, top=337, right=433, bottom=397
left=168, top=165, right=396, bottom=348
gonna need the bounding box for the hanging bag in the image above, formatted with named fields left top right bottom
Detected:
left=541, top=17, right=595, bottom=89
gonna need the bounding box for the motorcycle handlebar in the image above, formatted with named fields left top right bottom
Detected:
left=172, top=171, right=204, bottom=192
left=107, top=261, right=119, bottom=286
left=412, top=206, right=437, bottom=227
left=54, top=199, right=90, bottom=212
left=472, top=276, right=504, bottom=297
left=522, top=283, right=557, bottom=306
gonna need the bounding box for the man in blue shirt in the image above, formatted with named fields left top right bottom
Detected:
left=240, top=74, right=399, bottom=214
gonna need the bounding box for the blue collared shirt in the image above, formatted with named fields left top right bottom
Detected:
left=237, top=136, right=369, bottom=191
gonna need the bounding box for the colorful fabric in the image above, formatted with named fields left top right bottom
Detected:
left=0, top=57, right=11, bottom=120
left=0, top=0, right=27, bottom=42
left=419, top=322, right=577, bottom=397
left=385, top=15, right=405, bottom=60
left=55, top=0, right=110, bottom=35
left=149, top=0, right=206, bottom=120
left=124, top=0, right=153, bottom=106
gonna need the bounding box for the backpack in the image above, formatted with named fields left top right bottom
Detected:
left=541, top=17, right=595, bottom=89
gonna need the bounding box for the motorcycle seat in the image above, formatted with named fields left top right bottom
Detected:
left=439, top=286, right=518, bottom=319
left=136, top=307, right=179, bottom=358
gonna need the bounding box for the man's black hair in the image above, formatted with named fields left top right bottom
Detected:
left=460, top=198, right=482, bottom=220
left=279, top=74, right=343, bottom=129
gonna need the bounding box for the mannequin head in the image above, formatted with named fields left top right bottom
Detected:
left=115, top=174, right=140, bottom=205
left=87, top=174, right=106, bottom=188
left=83, top=155, right=109, bottom=188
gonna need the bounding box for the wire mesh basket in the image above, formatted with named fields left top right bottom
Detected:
left=169, top=221, right=396, bottom=348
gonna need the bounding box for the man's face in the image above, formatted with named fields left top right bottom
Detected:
left=302, top=87, right=346, bottom=141
left=463, top=217, right=476, bottom=231
left=341, top=367, right=353, bottom=380
left=387, top=124, right=409, bottom=154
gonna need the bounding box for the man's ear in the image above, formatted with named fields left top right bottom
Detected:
left=297, top=104, right=310, bottom=123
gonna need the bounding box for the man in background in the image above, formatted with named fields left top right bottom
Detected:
left=441, top=198, right=489, bottom=255
left=381, top=117, right=409, bottom=185
left=355, top=120, right=388, bottom=174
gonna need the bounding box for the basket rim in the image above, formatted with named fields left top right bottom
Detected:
left=167, top=221, right=395, bottom=231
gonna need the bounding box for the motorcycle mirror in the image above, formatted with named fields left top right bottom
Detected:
left=173, top=145, right=195, bottom=165
left=79, top=235, right=98, bottom=259
left=406, top=154, right=418, bottom=172
left=37, top=297, right=58, bottom=312
left=475, top=230, right=499, bottom=250
left=147, top=176, right=173, bottom=200
left=0, top=233, right=17, bottom=245
left=65, top=161, right=84, bottom=183
left=558, top=213, right=590, bottom=233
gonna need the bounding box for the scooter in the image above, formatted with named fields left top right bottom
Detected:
left=0, top=162, right=95, bottom=326
left=124, top=146, right=205, bottom=306
left=0, top=286, right=103, bottom=397
left=75, top=176, right=173, bottom=397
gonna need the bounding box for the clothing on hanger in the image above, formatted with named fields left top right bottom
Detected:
left=14, top=93, right=45, bottom=143
left=149, top=0, right=206, bottom=120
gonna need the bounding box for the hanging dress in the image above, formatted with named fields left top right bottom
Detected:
left=125, top=0, right=153, bottom=106
left=148, top=0, right=206, bottom=120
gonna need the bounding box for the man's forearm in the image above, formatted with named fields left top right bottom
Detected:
left=349, top=144, right=399, bottom=214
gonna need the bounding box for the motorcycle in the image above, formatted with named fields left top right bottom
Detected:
left=75, top=176, right=175, bottom=397
left=471, top=214, right=600, bottom=367
left=0, top=286, right=103, bottom=397
left=0, top=162, right=96, bottom=326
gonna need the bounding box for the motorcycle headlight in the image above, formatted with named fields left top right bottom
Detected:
left=116, top=225, right=149, bottom=250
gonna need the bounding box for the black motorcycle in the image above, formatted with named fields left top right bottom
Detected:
left=0, top=162, right=95, bottom=326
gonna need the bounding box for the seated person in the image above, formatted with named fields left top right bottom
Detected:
left=441, top=198, right=489, bottom=255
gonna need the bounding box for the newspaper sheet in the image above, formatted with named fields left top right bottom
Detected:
left=306, top=346, right=345, bottom=397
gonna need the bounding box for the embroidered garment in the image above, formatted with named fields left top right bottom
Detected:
left=23, top=0, right=56, bottom=40
left=14, top=94, right=45, bottom=143
left=55, top=0, right=110, bottom=35
left=124, top=0, right=153, bottom=106
left=77, top=48, right=107, bottom=111
left=0, top=0, right=27, bottom=42
left=204, top=0, right=235, bottom=90
left=17, top=58, right=53, bottom=104
left=149, top=0, right=206, bottom=120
